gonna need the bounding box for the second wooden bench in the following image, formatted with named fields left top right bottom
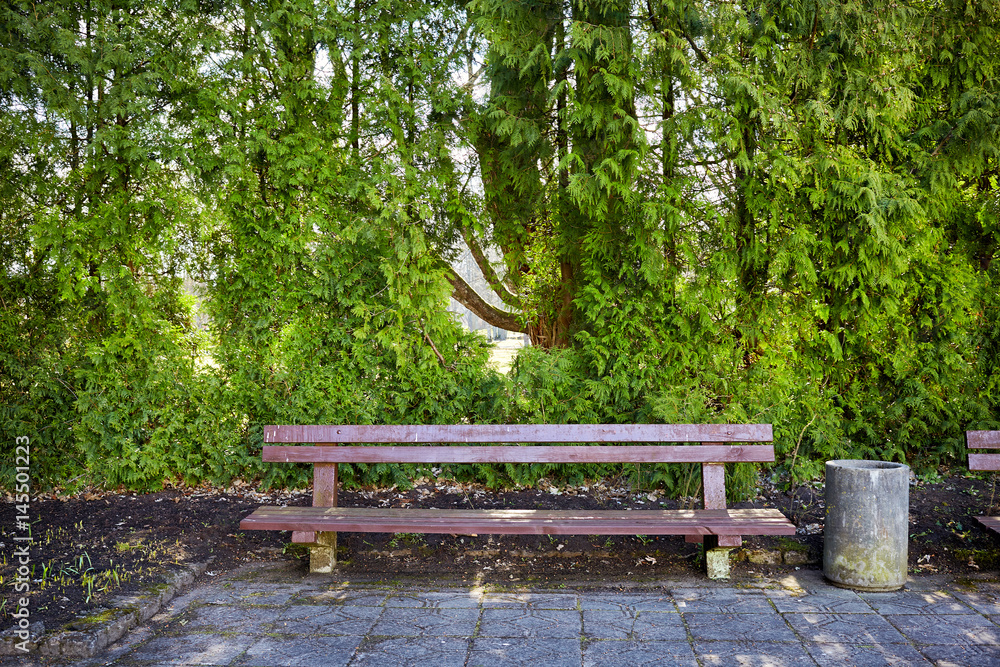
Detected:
left=967, top=429, right=1000, bottom=535
left=240, top=424, right=796, bottom=579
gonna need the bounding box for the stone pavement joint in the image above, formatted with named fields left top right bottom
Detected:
left=3, top=563, right=1000, bottom=666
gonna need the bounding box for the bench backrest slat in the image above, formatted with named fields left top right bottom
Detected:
left=967, top=431, right=1000, bottom=471
left=263, top=444, right=776, bottom=464
left=264, top=424, right=773, bottom=444
left=968, top=431, right=1000, bottom=449
left=969, top=453, right=1000, bottom=471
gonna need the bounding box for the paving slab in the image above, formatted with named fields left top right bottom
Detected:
left=672, top=589, right=775, bottom=613
left=582, top=608, right=635, bottom=639
left=920, top=644, right=1000, bottom=667
left=383, top=591, right=482, bottom=608
left=631, top=611, right=689, bottom=641
left=478, top=608, right=582, bottom=638
left=782, top=612, right=910, bottom=645
left=236, top=636, right=362, bottom=667
left=885, top=612, right=1000, bottom=646
left=293, top=590, right=388, bottom=607
left=468, top=637, right=581, bottom=667
left=7, top=563, right=1000, bottom=666
left=692, top=639, right=813, bottom=666
left=766, top=589, right=870, bottom=614
left=125, top=633, right=256, bottom=665
left=196, top=583, right=301, bottom=607
left=859, top=589, right=974, bottom=614
left=685, top=612, right=799, bottom=643
left=269, top=604, right=382, bottom=636
left=174, top=603, right=283, bottom=634
left=952, top=588, right=1000, bottom=615
left=369, top=606, right=480, bottom=637
left=804, top=641, right=933, bottom=666
left=481, top=592, right=579, bottom=609
left=582, top=639, right=698, bottom=666
left=578, top=592, right=676, bottom=612
left=352, top=636, right=469, bottom=667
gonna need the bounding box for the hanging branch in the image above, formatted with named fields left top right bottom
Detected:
left=443, top=264, right=528, bottom=334
left=420, top=319, right=448, bottom=366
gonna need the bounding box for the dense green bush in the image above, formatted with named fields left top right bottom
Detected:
left=3, top=0, right=998, bottom=498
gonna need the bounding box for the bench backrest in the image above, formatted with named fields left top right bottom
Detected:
left=263, top=424, right=774, bottom=464
left=968, top=430, right=1000, bottom=471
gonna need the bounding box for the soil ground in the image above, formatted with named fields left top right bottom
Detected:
left=3, top=471, right=1000, bottom=635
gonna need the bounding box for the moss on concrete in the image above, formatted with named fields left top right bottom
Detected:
left=826, top=543, right=905, bottom=591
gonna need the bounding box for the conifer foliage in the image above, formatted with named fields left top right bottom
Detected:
left=2, top=0, right=998, bottom=491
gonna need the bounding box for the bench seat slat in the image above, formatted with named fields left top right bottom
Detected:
left=240, top=506, right=796, bottom=536
left=265, top=424, right=773, bottom=444
left=263, top=444, right=775, bottom=464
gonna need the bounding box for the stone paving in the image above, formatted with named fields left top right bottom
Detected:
left=5, top=565, right=1000, bottom=666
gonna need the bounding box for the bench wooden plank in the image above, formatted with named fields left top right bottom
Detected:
left=240, top=506, right=796, bottom=536
left=264, top=424, right=773, bottom=444
left=976, top=516, right=1000, bottom=533
left=968, top=453, right=1000, bottom=471
left=262, top=444, right=776, bottom=464
left=968, top=431, right=1000, bottom=449
left=244, top=506, right=794, bottom=522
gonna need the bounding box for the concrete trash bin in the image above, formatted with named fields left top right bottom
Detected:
left=823, top=460, right=910, bottom=591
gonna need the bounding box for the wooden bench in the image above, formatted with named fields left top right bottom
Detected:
left=967, top=430, right=1000, bottom=534
left=240, top=424, right=796, bottom=579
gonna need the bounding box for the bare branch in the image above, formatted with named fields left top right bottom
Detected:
left=420, top=319, right=448, bottom=366
left=460, top=228, right=523, bottom=310
left=444, top=265, right=527, bottom=334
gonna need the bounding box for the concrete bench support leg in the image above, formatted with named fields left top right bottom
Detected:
left=309, top=459, right=338, bottom=574
left=705, top=546, right=732, bottom=580
left=310, top=532, right=337, bottom=573
left=699, top=460, right=739, bottom=580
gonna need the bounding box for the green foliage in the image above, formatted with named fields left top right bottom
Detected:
left=2, top=0, right=998, bottom=497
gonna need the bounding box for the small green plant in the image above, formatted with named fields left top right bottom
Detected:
left=919, top=470, right=945, bottom=485
left=116, top=540, right=145, bottom=553
left=387, top=533, right=425, bottom=549
left=947, top=521, right=971, bottom=541
left=635, top=534, right=653, bottom=546
left=282, top=543, right=309, bottom=558
left=83, top=573, right=95, bottom=603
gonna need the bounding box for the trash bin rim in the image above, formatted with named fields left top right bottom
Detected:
left=826, top=459, right=909, bottom=471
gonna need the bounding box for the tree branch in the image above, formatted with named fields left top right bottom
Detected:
left=444, top=265, right=527, bottom=334
left=677, top=21, right=709, bottom=64
left=420, top=319, right=448, bottom=366
left=460, top=228, right=523, bottom=310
